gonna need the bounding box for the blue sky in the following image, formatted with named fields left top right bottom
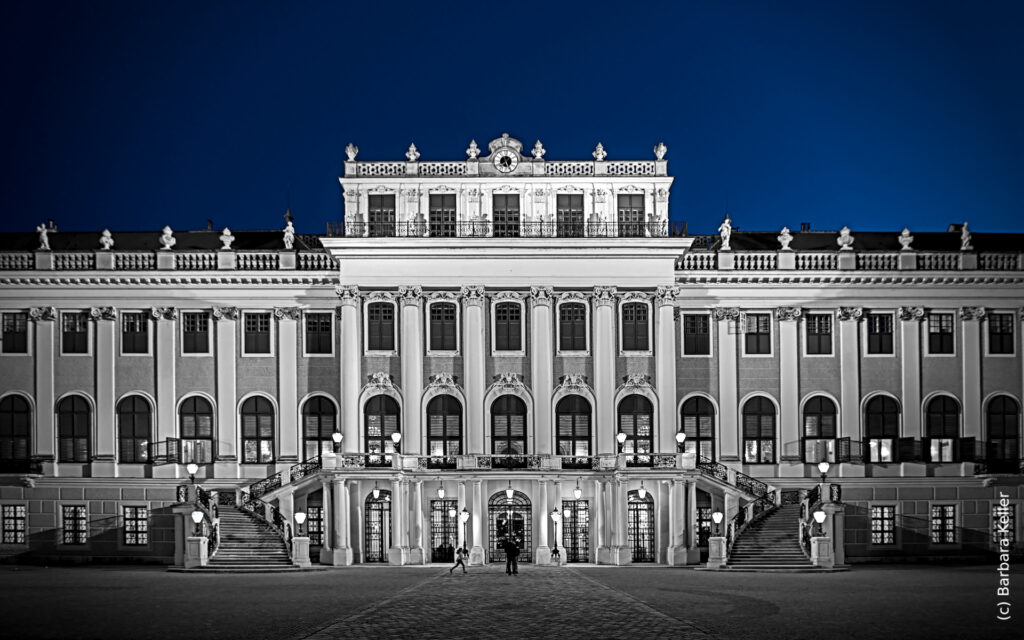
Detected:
left=1, top=1, right=1021, bottom=236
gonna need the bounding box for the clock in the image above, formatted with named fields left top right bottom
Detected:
left=492, top=148, right=519, bottom=173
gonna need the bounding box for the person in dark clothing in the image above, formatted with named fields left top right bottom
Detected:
left=504, top=537, right=519, bottom=575
left=449, top=545, right=467, bottom=574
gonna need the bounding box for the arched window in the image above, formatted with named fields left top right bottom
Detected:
left=621, top=303, right=649, bottom=352
left=241, top=396, right=275, bottom=463
left=925, top=395, right=960, bottom=462
left=57, top=395, right=90, bottom=463
left=364, top=395, right=400, bottom=467
left=0, top=395, right=31, bottom=472
left=742, top=397, right=775, bottom=463
left=491, top=395, right=527, bottom=466
left=556, top=395, right=591, bottom=467
left=117, top=396, right=151, bottom=463
left=987, top=396, right=1020, bottom=473
left=179, top=396, right=214, bottom=464
left=680, top=397, right=715, bottom=460
left=803, top=396, right=837, bottom=463
left=302, top=396, right=337, bottom=460
left=618, top=394, right=653, bottom=466
left=865, top=396, right=900, bottom=463
left=426, top=395, right=462, bottom=468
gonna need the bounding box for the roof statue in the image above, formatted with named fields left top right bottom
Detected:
left=159, top=226, right=176, bottom=250
left=531, top=140, right=545, bottom=159
left=898, top=228, right=914, bottom=251
left=36, top=224, right=50, bottom=251
left=592, top=142, right=607, bottom=161
left=837, top=226, right=854, bottom=251
left=466, top=140, right=480, bottom=159
left=654, top=142, right=667, bottom=160
left=219, top=228, right=234, bottom=250
left=345, top=143, right=359, bottom=161
left=718, top=215, right=732, bottom=251
left=283, top=219, right=295, bottom=250
left=405, top=143, right=420, bottom=162
left=777, top=226, right=793, bottom=251
left=960, top=222, right=973, bottom=251
left=99, top=229, right=114, bottom=251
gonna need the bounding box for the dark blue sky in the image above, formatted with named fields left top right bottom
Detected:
left=2, top=1, right=1021, bottom=236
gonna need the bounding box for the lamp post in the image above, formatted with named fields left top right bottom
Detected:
left=190, top=509, right=204, bottom=536
left=391, top=431, right=402, bottom=453
left=638, top=481, right=647, bottom=500
left=813, top=509, right=826, bottom=536
left=294, top=511, right=307, bottom=536
left=460, top=507, right=470, bottom=550
left=711, top=510, right=723, bottom=536
left=550, top=509, right=561, bottom=561
left=372, top=481, right=380, bottom=500
left=573, top=479, right=582, bottom=500
left=818, top=460, right=831, bottom=502
left=437, top=478, right=446, bottom=500
left=616, top=431, right=627, bottom=451
left=505, top=481, right=514, bottom=501
left=675, top=431, right=687, bottom=452
left=332, top=431, right=342, bottom=454
left=186, top=462, right=199, bottom=484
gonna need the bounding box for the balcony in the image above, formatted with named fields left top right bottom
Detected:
left=331, top=220, right=675, bottom=239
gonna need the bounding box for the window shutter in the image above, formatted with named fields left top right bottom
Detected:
left=897, top=437, right=918, bottom=462
left=836, top=437, right=851, bottom=463
left=958, top=436, right=975, bottom=462
left=921, top=437, right=932, bottom=462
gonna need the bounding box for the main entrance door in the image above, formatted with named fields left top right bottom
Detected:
left=627, top=490, right=655, bottom=562
left=430, top=499, right=458, bottom=562
left=561, top=499, right=590, bottom=562
left=364, top=490, right=392, bottom=563
left=488, top=490, right=532, bottom=562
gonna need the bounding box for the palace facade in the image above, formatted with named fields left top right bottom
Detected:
left=0, top=134, right=1021, bottom=567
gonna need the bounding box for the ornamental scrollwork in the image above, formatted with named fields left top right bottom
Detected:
left=334, top=285, right=361, bottom=307
left=898, top=306, right=926, bottom=321
left=398, top=286, right=423, bottom=304
left=622, top=373, right=651, bottom=389
left=150, top=306, right=178, bottom=321
left=959, top=306, right=986, bottom=321
left=492, top=371, right=524, bottom=391
left=837, top=307, right=863, bottom=322
left=557, top=373, right=589, bottom=393
left=429, top=290, right=459, bottom=302
left=89, top=307, right=118, bottom=321
left=593, top=286, right=617, bottom=307
left=619, top=291, right=651, bottom=304
left=712, top=307, right=741, bottom=321
left=364, top=291, right=395, bottom=304
left=212, top=306, right=239, bottom=321
left=428, top=373, right=458, bottom=391
left=490, top=290, right=524, bottom=303
left=29, top=306, right=57, bottom=322
left=559, top=291, right=588, bottom=304
left=274, top=307, right=302, bottom=321
left=655, top=285, right=679, bottom=306
left=460, top=286, right=486, bottom=307
left=530, top=286, right=553, bottom=307
left=776, top=306, right=803, bottom=322
left=366, top=372, right=395, bottom=390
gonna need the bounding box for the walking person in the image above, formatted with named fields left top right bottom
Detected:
left=449, top=545, right=467, bottom=574
left=504, top=537, right=519, bottom=575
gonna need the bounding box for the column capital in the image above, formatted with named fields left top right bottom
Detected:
left=898, top=306, right=926, bottom=322
left=959, top=306, right=987, bottom=321
left=29, top=306, right=57, bottom=322
left=335, top=285, right=361, bottom=307
left=776, top=306, right=803, bottom=322
left=837, top=306, right=863, bottom=322
left=530, top=286, right=554, bottom=307
left=150, top=306, right=177, bottom=321
left=89, top=306, right=118, bottom=321
left=212, top=306, right=239, bottom=321
left=593, top=286, right=617, bottom=307
left=460, top=285, right=486, bottom=306
left=398, top=285, right=423, bottom=306
left=274, top=306, right=302, bottom=321
left=712, top=307, right=741, bottom=321
left=655, top=285, right=680, bottom=306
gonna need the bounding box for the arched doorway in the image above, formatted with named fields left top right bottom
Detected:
left=488, top=490, right=532, bottom=562
left=627, top=489, right=655, bottom=562
left=364, top=490, right=392, bottom=563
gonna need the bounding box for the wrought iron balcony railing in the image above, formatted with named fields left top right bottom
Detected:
left=336, top=220, right=672, bottom=239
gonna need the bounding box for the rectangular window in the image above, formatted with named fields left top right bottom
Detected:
left=1, top=505, right=26, bottom=544
left=616, top=194, right=645, bottom=237
left=1, top=313, right=28, bottom=354
left=558, top=304, right=587, bottom=352
left=367, top=303, right=395, bottom=351
left=493, top=194, right=520, bottom=238
left=556, top=194, right=584, bottom=237
left=367, top=195, right=396, bottom=237
left=697, top=506, right=713, bottom=547
left=429, top=303, right=458, bottom=351
left=62, top=312, right=89, bottom=354
left=928, top=313, right=954, bottom=354
left=744, top=313, right=771, bottom=355
left=494, top=303, right=522, bottom=352
left=244, top=313, right=271, bottom=354
left=305, top=312, right=333, bottom=355
left=870, top=505, right=896, bottom=545
left=62, top=505, right=88, bottom=545
left=182, top=312, right=210, bottom=354
left=429, top=194, right=457, bottom=238
left=868, top=439, right=895, bottom=463
left=683, top=314, right=710, bottom=355
left=930, top=504, right=956, bottom=544
left=989, top=313, right=1014, bottom=355
left=993, top=504, right=1016, bottom=548
left=805, top=314, right=832, bottom=355
left=123, top=506, right=148, bottom=545
left=867, top=314, right=893, bottom=354
left=621, top=303, right=649, bottom=351
left=120, top=312, right=149, bottom=354
left=307, top=506, right=323, bottom=546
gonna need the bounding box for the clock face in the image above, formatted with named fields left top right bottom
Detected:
left=492, top=148, right=519, bottom=173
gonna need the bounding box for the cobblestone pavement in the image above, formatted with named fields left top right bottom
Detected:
left=295, top=563, right=711, bottom=640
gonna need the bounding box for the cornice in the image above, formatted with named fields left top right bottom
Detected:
left=675, top=274, right=1024, bottom=287
left=0, top=275, right=336, bottom=287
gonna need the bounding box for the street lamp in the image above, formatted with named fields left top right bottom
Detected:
left=294, top=511, right=307, bottom=536
left=813, top=509, right=826, bottom=536
left=190, top=509, right=204, bottom=536
left=550, top=509, right=561, bottom=559
left=390, top=431, right=402, bottom=452
left=186, top=462, right=199, bottom=484
left=460, top=507, right=470, bottom=549
left=437, top=478, right=446, bottom=500
left=616, top=431, right=627, bottom=451
left=675, top=431, right=687, bottom=452
left=573, top=479, right=582, bottom=500
left=332, top=431, right=342, bottom=453
left=817, top=460, right=830, bottom=484
left=372, top=481, right=380, bottom=500
left=711, top=510, right=723, bottom=536
left=638, top=481, right=647, bottom=500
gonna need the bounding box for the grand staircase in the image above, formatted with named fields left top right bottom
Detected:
left=726, top=504, right=815, bottom=571
left=198, top=505, right=302, bottom=572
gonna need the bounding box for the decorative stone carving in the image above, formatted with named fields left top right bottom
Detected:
left=534, top=188, right=546, bottom=198
left=898, top=228, right=914, bottom=251
left=398, top=285, right=423, bottom=303
left=212, top=306, right=239, bottom=321
left=593, top=286, right=617, bottom=306
left=150, top=306, right=178, bottom=321
left=622, top=373, right=650, bottom=388
left=491, top=290, right=524, bottom=302
left=283, top=220, right=295, bottom=250
left=593, top=189, right=607, bottom=204
left=558, top=373, right=589, bottom=393
left=656, top=188, right=669, bottom=203
left=778, top=227, right=793, bottom=251
left=898, top=306, right=925, bottom=321
left=367, top=372, right=395, bottom=390
left=532, top=140, right=545, bottom=159
left=466, top=188, right=479, bottom=200
left=619, top=291, right=651, bottom=304
left=654, top=142, right=667, bottom=160
left=274, top=307, right=302, bottom=321
left=492, top=371, right=523, bottom=390
left=559, top=291, right=589, bottom=304
left=345, top=143, right=359, bottom=161
left=335, top=285, right=361, bottom=306
left=959, top=306, right=986, bottom=321
left=530, top=286, right=553, bottom=306
left=429, top=290, right=459, bottom=302
left=466, top=140, right=480, bottom=159
left=712, top=307, right=741, bottom=321
left=159, top=226, right=176, bottom=250
left=402, top=188, right=420, bottom=201
left=220, top=228, right=235, bottom=250
left=776, top=306, right=802, bottom=321
left=592, top=143, right=607, bottom=161
left=36, top=224, right=51, bottom=251
left=718, top=215, right=732, bottom=251
left=29, top=306, right=57, bottom=322
left=655, top=286, right=679, bottom=305
left=460, top=286, right=485, bottom=306
left=405, top=143, right=420, bottom=162
left=428, top=373, right=458, bottom=390
left=836, top=227, right=854, bottom=251
left=89, top=307, right=117, bottom=321
left=99, top=229, right=114, bottom=251
left=960, top=222, right=973, bottom=251
left=837, top=307, right=863, bottom=321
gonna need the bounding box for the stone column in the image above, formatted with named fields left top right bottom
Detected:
left=686, top=480, right=700, bottom=563
left=715, top=308, right=740, bottom=461
left=778, top=307, right=802, bottom=470
left=388, top=478, right=408, bottom=565
left=462, top=287, right=486, bottom=454
left=899, top=307, right=924, bottom=440
left=593, top=287, right=617, bottom=454
left=470, top=479, right=485, bottom=565
left=536, top=479, right=550, bottom=564
left=410, top=479, right=424, bottom=564
left=656, top=288, right=679, bottom=452
left=337, top=288, right=361, bottom=453
left=329, top=477, right=353, bottom=565
left=213, top=307, right=238, bottom=475
left=530, top=287, right=554, bottom=455
left=275, top=307, right=300, bottom=464
left=30, top=308, right=56, bottom=474
left=318, top=478, right=333, bottom=564
left=399, top=287, right=424, bottom=456
left=838, top=307, right=863, bottom=453
left=92, top=307, right=117, bottom=477
left=667, top=479, right=687, bottom=565
left=152, top=308, right=177, bottom=447
left=612, top=479, right=629, bottom=564
left=594, top=479, right=606, bottom=562
left=961, top=307, right=985, bottom=442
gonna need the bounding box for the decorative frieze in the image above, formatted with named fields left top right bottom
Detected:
left=837, top=307, right=863, bottom=322
left=776, top=306, right=803, bottom=321
left=89, top=307, right=118, bottom=321
left=335, top=285, right=361, bottom=306
left=492, top=371, right=524, bottom=391
left=558, top=291, right=588, bottom=304
left=29, top=306, right=57, bottom=322
left=593, top=286, right=617, bottom=306
left=959, top=306, right=986, bottom=321
left=898, top=306, right=926, bottom=321
left=273, top=307, right=302, bottom=321
left=427, top=373, right=459, bottom=391
left=212, top=306, right=239, bottom=321
left=712, top=307, right=741, bottom=321
left=622, top=373, right=651, bottom=389
left=150, top=306, right=178, bottom=321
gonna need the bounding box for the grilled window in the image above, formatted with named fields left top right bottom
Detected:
left=683, top=314, right=710, bottom=355
left=57, top=395, right=90, bottom=463
left=121, top=312, right=148, bottom=354
left=621, top=302, right=649, bottom=352
left=494, top=302, right=522, bottom=352
left=744, top=313, right=771, bottom=355
left=305, top=312, right=333, bottom=355
left=928, top=313, right=954, bottom=354
left=867, top=313, right=893, bottom=354
left=62, top=312, right=89, bottom=354
left=366, top=302, right=395, bottom=351
left=302, top=396, right=337, bottom=461
left=805, top=314, right=832, bottom=355
left=123, top=506, right=148, bottom=545
left=1, top=312, right=28, bottom=354
left=243, top=313, right=271, bottom=354
left=117, top=395, right=151, bottom=464
left=368, top=195, right=396, bottom=237
left=871, top=505, right=896, bottom=545
left=241, top=396, right=275, bottom=463
left=182, top=312, right=210, bottom=354
left=429, top=194, right=457, bottom=238
left=62, top=505, right=88, bottom=545
left=616, top=194, right=645, bottom=237
left=306, top=506, right=324, bottom=546
left=1, top=505, right=26, bottom=544
left=558, top=303, right=587, bottom=352
left=681, top=397, right=715, bottom=460
left=556, top=194, right=584, bottom=237
left=989, top=313, right=1014, bottom=354
left=179, top=396, right=214, bottom=464
left=930, top=504, right=956, bottom=544
left=742, top=396, right=775, bottom=463
left=429, top=302, right=457, bottom=351
left=0, top=395, right=31, bottom=472
left=492, top=194, right=520, bottom=238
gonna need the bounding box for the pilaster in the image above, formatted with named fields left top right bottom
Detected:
left=838, top=307, right=863, bottom=447
left=470, top=479, right=485, bottom=565
left=409, top=479, right=424, bottom=564
left=656, top=287, right=679, bottom=452
left=715, top=307, right=740, bottom=461
left=152, top=308, right=177, bottom=448
left=30, top=308, right=56, bottom=471
left=462, top=286, right=486, bottom=454
left=92, top=308, right=117, bottom=476
left=593, top=287, right=617, bottom=455
left=899, top=307, right=925, bottom=439
left=536, top=479, right=550, bottom=564
left=399, top=287, right=424, bottom=456
left=275, top=307, right=300, bottom=462
left=961, top=307, right=985, bottom=440
left=388, top=478, right=409, bottom=565
left=212, top=307, right=238, bottom=474
left=778, top=307, right=802, bottom=466
left=337, top=287, right=361, bottom=453
left=530, top=287, right=554, bottom=455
